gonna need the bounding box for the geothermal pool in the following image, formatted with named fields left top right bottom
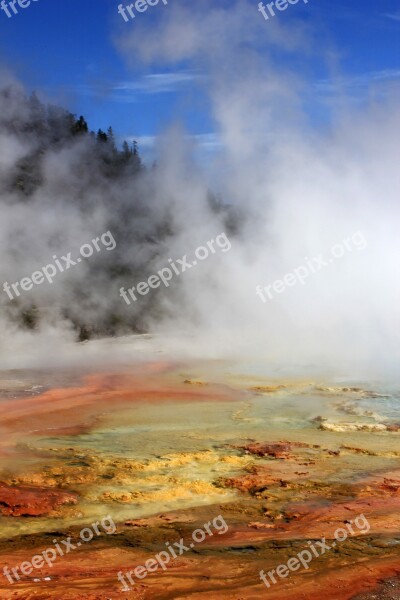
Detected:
left=0, top=356, right=399, bottom=599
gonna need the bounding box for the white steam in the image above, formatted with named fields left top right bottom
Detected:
left=0, top=0, right=399, bottom=378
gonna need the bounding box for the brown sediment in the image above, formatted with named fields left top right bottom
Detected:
left=237, top=441, right=317, bottom=459
left=340, top=445, right=400, bottom=457
left=221, top=465, right=282, bottom=494
left=0, top=483, right=77, bottom=517
left=250, top=385, right=288, bottom=393
left=183, top=379, right=208, bottom=385
left=379, top=477, right=400, bottom=494
left=314, top=386, right=391, bottom=398
left=333, top=398, right=386, bottom=420
left=350, top=577, right=400, bottom=599
left=0, top=505, right=400, bottom=599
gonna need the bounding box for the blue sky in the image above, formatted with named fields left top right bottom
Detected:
left=0, top=0, right=399, bottom=159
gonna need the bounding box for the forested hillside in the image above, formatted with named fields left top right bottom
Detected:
left=0, top=86, right=238, bottom=340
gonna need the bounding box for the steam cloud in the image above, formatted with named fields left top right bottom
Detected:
left=0, top=0, right=399, bottom=377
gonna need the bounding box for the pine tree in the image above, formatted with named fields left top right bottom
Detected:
left=122, top=140, right=131, bottom=157
left=131, top=140, right=142, bottom=172
left=107, top=126, right=116, bottom=151
left=72, top=115, right=89, bottom=135
left=97, top=129, right=108, bottom=143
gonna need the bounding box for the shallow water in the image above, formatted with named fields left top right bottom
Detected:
left=0, top=359, right=399, bottom=598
